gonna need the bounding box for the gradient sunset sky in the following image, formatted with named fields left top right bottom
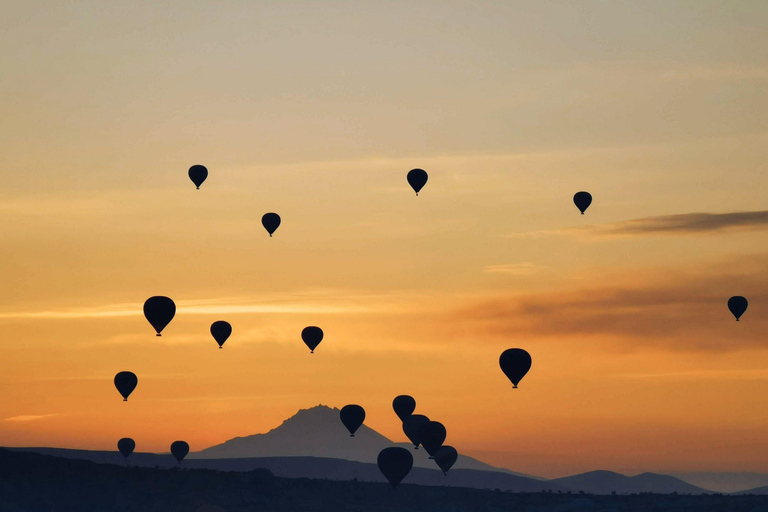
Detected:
left=2, top=1, right=768, bottom=478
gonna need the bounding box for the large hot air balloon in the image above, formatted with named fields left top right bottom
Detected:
left=499, top=348, right=532, bottom=388
left=170, top=441, right=189, bottom=463
left=210, top=321, right=232, bottom=349
left=114, top=372, right=137, bottom=401
left=407, top=169, right=428, bottom=196
left=433, top=446, right=458, bottom=475
left=339, top=404, right=365, bottom=437
left=301, top=326, right=323, bottom=353
left=728, top=296, right=748, bottom=321
left=377, top=447, right=413, bottom=489
left=573, top=191, right=592, bottom=214
left=392, top=395, right=416, bottom=421
left=117, top=438, right=135, bottom=459
left=262, top=213, right=281, bottom=237
left=188, top=165, right=208, bottom=189
left=402, top=414, right=429, bottom=449
left=143, top=296, right=176, bottom=336
left=419, top=421, right=446, bottom=457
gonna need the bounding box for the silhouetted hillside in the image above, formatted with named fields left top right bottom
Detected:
left=550, top=470, right=709, bottom=495
left=0, top=449, right=764, bottom=512
left=669, top=471, right=768, bottom=493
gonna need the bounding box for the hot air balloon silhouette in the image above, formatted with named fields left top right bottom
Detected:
left=407, top=169, right=428, bottom=196
left=117, top=438, right=135, bottom=459
left=392, top=395, right=416, bottom=421
left=210, top=321, right=232, bottom=349
left=114, top=371, right=137, bottom=401
left=728, top=296, right=748, bottom=321
left=433, top=445, right=458, bottom=475
left=419, top=421, right=446, bottom=458
left=262, top=213, right=281, bottom=237
left=499, top=348, right=532, bottom=388
left=143, top=296, right=176, bottom=336
left=402, top=414, right=429, bottom=449
left=339, top=404, right=365, bottom=437
left=573, top=191, right=592, bottom=214
left=188, top=165, right=208, bottom=189
left=301, top=326, right=323, bottom=353
left=377, top=447, right=413, bottom=489
left=170, top=441, right=189, bottom=463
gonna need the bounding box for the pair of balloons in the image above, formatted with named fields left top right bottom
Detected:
left=118, top=437, right=188, bottom=463
left=402, top=415, right=446, bottom=456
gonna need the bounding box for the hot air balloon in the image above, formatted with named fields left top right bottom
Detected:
left=114, top=371, right=137, bottom=401
left=499, top=348, right=532, bottom=388
left=301, top=326, right=323, bottom=353
left=377, top=447, right=413, bottom=489
left=170, top=441, right=189, bottom=463
left=573, top=191, right=592, bottom=214
left=728, top=296, right=748, bottom=321
left=419, top=421, right=446, bottom=457
left=407, top=169, right=428, bottom=196
left=117, top=438, right=135, bottom=459
left=433, top=446, right=458, bottom=475
left=402, top=414, right=429, bottom=449
left=392, top=395, right=416, bottom=421
left=262, top=213, right=281, bottom=237
left=143, top=296, right=176, bottom=336
left=339, top=404, right=365, bottom=437
left=188, top=165, right=208, bottom=189
left=210, top=321, right=232, bottom=349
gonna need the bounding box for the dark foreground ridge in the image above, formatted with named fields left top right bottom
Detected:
left=2, top=449, right=767, bottom=512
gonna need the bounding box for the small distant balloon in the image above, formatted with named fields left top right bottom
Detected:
left=419, top=421, right=446, bottom=457
left=407, top=169, right=428, bottom=196
left=210, top=321, right=232, bottom=349
left=728, top=296, right=748, bottom=321
left=339, top=404, right=365, bottom=437
left=170, top=441, right=189, bottom=463
left=117, top=438, right=135, bottom=459
left=188, top=165, right=208, bottom=189
left=402, top=414, right=430, bottom=449
left=433, top=446, right=458, bottom=475
left=499, top=348, right=532, bottom=389
left=377, top=447, right=413, bottom=489
left=392, top=395, right=416, bottom=421
left=573, top=191, right=592, bottom=214
left=301, top=326, right=323, bottom=353
left=143, top=296, right=176, bottom=336
left=262, top=213, right=281, bottom=237
left=114, top=371, right=137, bottom=401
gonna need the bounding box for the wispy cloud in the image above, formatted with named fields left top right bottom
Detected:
left=483, top=263, right=545, bottom=275
left=3, top=414, right=57, bottom=422
left=580, top=211, right=768, bottom=237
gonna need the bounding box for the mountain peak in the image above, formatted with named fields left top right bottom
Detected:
left=267, top=405, right=341, bottom=435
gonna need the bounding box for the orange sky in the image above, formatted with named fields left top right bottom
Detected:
left=1, top=1, right=768, bottom=478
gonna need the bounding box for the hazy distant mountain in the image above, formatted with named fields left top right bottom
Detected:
left=193, top=404, right=534, bottom=477
left=732, top=486, right=768, bottom=495
left=669, top=471, right=768, bottom=494
left=550, top=470, right=710, bottom=495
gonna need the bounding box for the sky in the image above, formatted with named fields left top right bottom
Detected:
left=1, top=0, right=768, bottom=478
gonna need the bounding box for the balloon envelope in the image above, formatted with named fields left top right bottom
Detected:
left=188, top=165, right=208, bottom=189
left=262, top=213, right=281, bottom=236
left=402, top=414, right=430, bottom=449
left=301, top=326, right=323, bottom=353
left=377, top=447, right=413, bottom=488
left=114, top=372, right=137, bottom=401
left=339, top=404, right=365, bottom=436
left=419, top=421, right=446, bottom=456
left=117, top=438, right=135, bottom=458
left=170, top=441, right=189, bottom=463
left=143, top=296, right=176, bottom=336
left=728, top=296, right=748, bottom=321
left=210, top=321, right=232, bottom=348
left=392, top=395, right=416, bottom=421
left=433, top=446, right=458, bottom=475
left=499, top=348, right=532, bottom=388
left=407, top=169, right=428, bottom=195
left=573, top=191, right=592, bottom=214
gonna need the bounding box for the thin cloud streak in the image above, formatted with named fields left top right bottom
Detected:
left=3, top=414, right=57, bottom=422
left=578, top=210, right=768, bottom=237
left=483, top=263, right=545, bottom=275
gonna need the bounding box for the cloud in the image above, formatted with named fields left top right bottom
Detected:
left=3, top=414, right=57, bottom=422
left=483, top=263, right=545, bottom=275
left=576, top=210, right=768, bottom=237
